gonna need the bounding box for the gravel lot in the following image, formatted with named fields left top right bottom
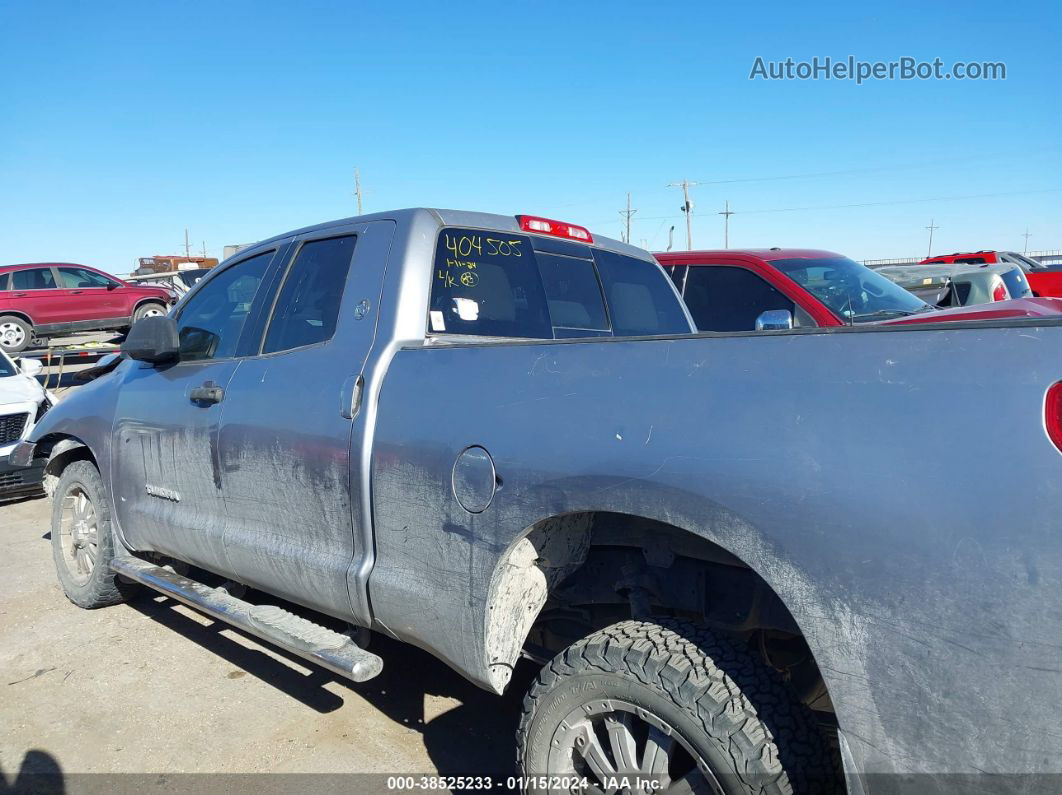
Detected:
left=0, top=372, right=535, bottom=792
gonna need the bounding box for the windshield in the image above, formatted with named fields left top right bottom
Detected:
left=1007, top=252, right=1045, bottom=271
left=770, top=256, right=930, bottom=323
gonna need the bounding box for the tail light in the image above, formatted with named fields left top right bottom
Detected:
left=517, top=215, right=593, bottom=243
left=991, top=278, right=1008, bottom=302
left=1047, top=382, right=1062, bottom=454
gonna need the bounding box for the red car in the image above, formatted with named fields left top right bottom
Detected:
left=921, top=250, right=1062, bottom=298
left=656, top=248, right=1062, bottom=331
left=0, top=262, right=177, bottom=353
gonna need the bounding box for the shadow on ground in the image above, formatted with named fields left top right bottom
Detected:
left=127, top=594, right=539, bottom=778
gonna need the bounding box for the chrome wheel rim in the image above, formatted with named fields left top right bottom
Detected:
left=60, top=486, right=99, bottom=585
left=140, top=305, right=165, bottom=318
left=0, top=321, right=26, bottom=349
left=547, top=698, right=724, bottom=794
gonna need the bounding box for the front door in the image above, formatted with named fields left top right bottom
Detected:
left=54, top=266, right=124, bottom=322
left=217, top=220, right=394, bottom=624
left=110, top=247, right=283, bottom=573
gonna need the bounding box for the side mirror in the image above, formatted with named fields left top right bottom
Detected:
left=122, top=316, right=180, bottom=364
left=755, top=309, right=794, bottom=331
left=18, top=358, right=43, bottom=377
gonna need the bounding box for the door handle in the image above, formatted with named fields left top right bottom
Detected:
left=71, top=290, right=84, bottom=294
left=12, top=292, right=27, bottom=297
left=189, top=381, right=224, bottom=405
left=340, top=374, right=364, bottom=419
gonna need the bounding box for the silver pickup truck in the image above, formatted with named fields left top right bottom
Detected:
left=13, top=209, right=1062, bottom=794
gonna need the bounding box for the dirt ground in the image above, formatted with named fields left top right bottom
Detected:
left=0, top=475, right=534, bottom=792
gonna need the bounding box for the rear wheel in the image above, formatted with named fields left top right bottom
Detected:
left=51, top=460, right=137, bottom=609
left=518, top=620, right=839, bottom=794
left=132, top=302, right=167, bottom=323
left=0, top=315, right=32, bottom=354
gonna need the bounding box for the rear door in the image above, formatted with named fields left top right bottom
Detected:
left=8, top=267, right=72, bottom=326
left=111, top=247, right=286, bottom=573
left=216, top=220, right=394, bottom=624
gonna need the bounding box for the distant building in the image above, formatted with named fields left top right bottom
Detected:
left=223, top=244, right=253, bottom=260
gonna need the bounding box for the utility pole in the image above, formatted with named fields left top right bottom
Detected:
left=618, top=192, right=637, bottom=243
left=201, top=241, right=207, bottom=258
left=667, top=180, right=699, bottom=250
left=183, top=228, right=191, bottom=258
left=354, top=168, right=363, bottom=215
left=718, top=200, right=734, bottom=248
left=925, top=219, right=939, bottom=259
left=1022, top=228, right=1032, bottom=254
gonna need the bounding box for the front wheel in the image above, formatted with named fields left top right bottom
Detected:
left=0, top=315, right=33, bottom=354
left=132, top=302, right=167, bottom=323
left=51, top=460, right=137, bottom=609
left=517, top=620, right=838, bottom=795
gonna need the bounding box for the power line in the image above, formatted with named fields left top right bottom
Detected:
left=610, top=187, right=1062, bottom=224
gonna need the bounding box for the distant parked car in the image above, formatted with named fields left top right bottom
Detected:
left=655, top=248, right=1059, bottom=331
left=0, top=349, right=51, bottom=501
left=921, top=250, right=1062, bottom=298
left=877, top=260, right=1032, bottom=307
left=0, top=263, right=177, bottom=353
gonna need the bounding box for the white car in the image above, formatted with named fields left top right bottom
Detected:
left=0, top=350, right=53, bottom=501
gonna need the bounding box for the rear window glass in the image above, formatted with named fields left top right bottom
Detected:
left=1000, top=267, right=1030, bottom=299
left=537, top=253, right=608, bottom=333
left=428, top=228, right=688, bottom=339
left=429, top=230, right=551, bottom=338
left=592, top=249, right=690, bottom=336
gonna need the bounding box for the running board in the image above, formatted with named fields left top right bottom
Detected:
left=110, top=555, right=382, bottom=682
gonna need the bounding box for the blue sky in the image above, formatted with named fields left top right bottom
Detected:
left=1, top=0, right=1058, bottom=275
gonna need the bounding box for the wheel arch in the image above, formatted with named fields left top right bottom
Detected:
left=0, top=310, right=34, bottom=325
left=482, top=509, right=840, bottom=723
left=36, top=434, right=97, bottom=496
left=132, top=297, right=168, bottom=315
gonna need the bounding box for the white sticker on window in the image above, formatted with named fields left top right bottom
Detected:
left=430, top=310, right=446, bottom=331
left=452, top=297, right=480, bottom=321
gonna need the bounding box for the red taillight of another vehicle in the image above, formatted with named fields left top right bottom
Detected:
left=992, top=279, right=1008, bottom=302
left=517, top=215, right=593, bottom=243
left=1047, top=382, right=1062, bottom=454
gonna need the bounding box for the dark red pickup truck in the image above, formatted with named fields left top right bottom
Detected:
left=656, top=248, right=1062, bottom=331
left=0, top=262, right=176, bottom=353
left=921, top=250, right=1062, bottom=298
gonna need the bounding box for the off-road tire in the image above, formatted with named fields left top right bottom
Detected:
left=517, top=619, right=839, bottom=795
left=51, top=460, right=137, bottom=609
left=0, top=315, right=33, bottom=354
left=132, top=302, right=168, bottom=323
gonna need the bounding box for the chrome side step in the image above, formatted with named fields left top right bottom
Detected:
left=110, top=555, right=383, bottom=682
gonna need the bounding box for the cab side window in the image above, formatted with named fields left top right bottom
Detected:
left=682, top=266, right=796, bottom=332
left=263, top=235, right=355, bottom=354
left=176, top=251, right=273, bottom=361
left=12, top=268, right=57, bottom=290
left=592, top=250, right=690, bottom=336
